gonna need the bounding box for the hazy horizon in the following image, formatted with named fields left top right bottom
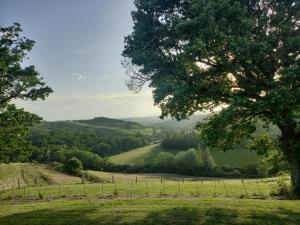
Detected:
left=0, top=0, right=161, bottom=120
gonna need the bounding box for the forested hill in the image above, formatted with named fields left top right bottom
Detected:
left=28, top=117, right=154, bottom=165
left=75, top=117, right=144, bottom=130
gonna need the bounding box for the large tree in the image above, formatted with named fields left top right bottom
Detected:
left=0, top=23, right=53, bottom=161
left=122, top=0, right=300, bottom=192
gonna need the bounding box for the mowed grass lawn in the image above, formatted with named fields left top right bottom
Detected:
left=0, top=198, right=300, bottom=225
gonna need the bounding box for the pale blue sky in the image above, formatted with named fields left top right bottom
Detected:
left=0, top=0, right=159, bottom=120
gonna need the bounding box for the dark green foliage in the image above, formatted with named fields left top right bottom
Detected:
left=64, top=157, right=83, bottom=176
left=154, top=148, right=215, bottom=174
left=161, top=131, right=199, bottom=150
left=28, top=119, right=150, bottom=158
left=123, top=0, right=300, bottom=192
left=0, top=23, right=52, bottom=162
left=0, top=104, right=42, bottom=162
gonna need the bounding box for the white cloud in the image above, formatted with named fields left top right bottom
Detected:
left=69, top=73, right=87, bottom=80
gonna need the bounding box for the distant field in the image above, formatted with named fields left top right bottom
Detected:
left=109, top=144, right=260, bottom=168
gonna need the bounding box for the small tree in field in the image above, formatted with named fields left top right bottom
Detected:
left=123, top=1, right=300, bottom=193
left=65, top=157, right=83, bottom=176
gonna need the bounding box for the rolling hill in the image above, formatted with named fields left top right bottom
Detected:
left=0, top=163, right=81, bottom=190
left=109, top=144, right=261, bottom=169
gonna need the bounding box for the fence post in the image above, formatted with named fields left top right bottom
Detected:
left=223, top=180, right=228, bottom=196
left=242, top=179, right=248, bottom=195
left=112, top=176, right=114, bottom=184
left=58, top=184, right=61, bottom=199
left=18, top=178, right=21, bottom=189
left=23, top=186, right=26, bottom=201
left=182, top=177, right=184, bottom=183
left=145, top=181, right=148, bottom=195
left=213, top=180, right=217, bottom=197
left=35, top=178, right=41, bottom=198
left=177, top=180, right=181, bottom=196
left=196, top=180, right=199, bottom=196
left=136, top=176, right=137, bottom=184
left=83, top=183, right=87, bottom=197
left=101, top=183, right=103, bottom=197
left=163, top=179, right=166, bottom=195
left=256, top=181, right=262, bottom=195
left=130, top=181, right=133, bottom=197
left=11, top=185, right=14, bottom=200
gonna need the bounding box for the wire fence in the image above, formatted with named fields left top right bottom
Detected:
left=0, top=176, right=289, bottom=201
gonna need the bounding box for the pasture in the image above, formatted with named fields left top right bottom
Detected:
left=108, top=144, right=261, bottom=169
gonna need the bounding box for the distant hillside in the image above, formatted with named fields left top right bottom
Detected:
left=75, top=117, right=144, bottom=130
left=28, top=117, right=154, bottom=160
left=123, top=114, right=209, bottom=131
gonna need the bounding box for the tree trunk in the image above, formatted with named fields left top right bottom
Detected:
left=290, top=158, right=300, bottom=194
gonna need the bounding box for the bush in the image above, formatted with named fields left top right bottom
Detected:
left=175, top=149, right=201, bottom=172
left=64, top=157, right=83, bottom=176
left=82, top=171, right=102, bottom=183
left=154, top=152, right=176, bottom=170
left=270, top=177, right=293, bottom=198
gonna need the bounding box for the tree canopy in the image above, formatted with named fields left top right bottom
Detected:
left=123, top=0, right=300, bottom=192
left=0, top=23, right=53, bottom=162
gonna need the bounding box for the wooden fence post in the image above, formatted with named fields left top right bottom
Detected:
left=223, top=180, right=228, bottom=196
left=145, top=181, right=148, bottom=195
left=242, top=179, right=248, bottom=195
left=11, top=185, right=14, bottom=200
left=213, top=180, right=217, bottom=197
left=23, top=187, right=26, bottom=201
left=256, top=181, right=262, bottom=195
left=58, top=184, right=61, bottom=199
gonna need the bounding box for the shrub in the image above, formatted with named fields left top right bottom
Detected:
left=154, top=152, right=176, bottom=170
left=64, top=157, right=83, bottom=176
left=270, top=177, right=293, bottom=198
left=82, top=171, right=102, bottom=183
left=175, top=149, right=201, bottom=172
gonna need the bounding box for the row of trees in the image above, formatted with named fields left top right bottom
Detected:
left=154, top=148, right=215, bottom=174
left=161, top=131, right=199, bottom=150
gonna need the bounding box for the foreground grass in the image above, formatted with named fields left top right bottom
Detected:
left=0, top=198, right=299, bottom=225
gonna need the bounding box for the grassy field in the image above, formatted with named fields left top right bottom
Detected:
left=0, top=163, right=287, bottom=199
left=0, top=163, right=81, bottom=191
left=0, top=198, right=300, bottom=225
left=109, top=144, right=261, bottom=168
left=0, top=163, right=299, bottom=225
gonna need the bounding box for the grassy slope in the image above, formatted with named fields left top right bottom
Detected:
left=0, top=198, right=300, bottom=225
left=1, top=163, right=299, bottom=225
left=108, top=144, right=260, bottom=168
left=0, top=163, right=81, bottom=190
